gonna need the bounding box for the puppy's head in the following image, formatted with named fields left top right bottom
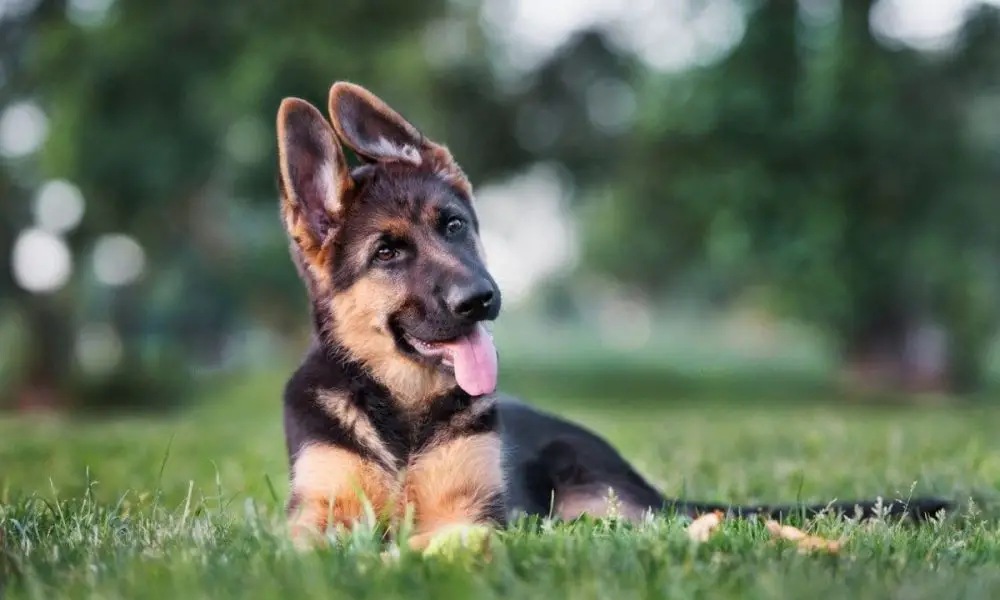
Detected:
left=276, top=82, right=500, bottom=400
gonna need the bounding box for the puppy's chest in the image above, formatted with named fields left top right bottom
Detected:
left=310, top=386, right=503, bottom=518
left=317, top=386, right=500, bottom=473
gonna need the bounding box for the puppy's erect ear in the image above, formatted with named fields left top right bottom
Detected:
left=327, top=82, right=471, bottom=195
left=276, top=98, right=352, bottom=274
left=328, top=82, right=426, bottom=165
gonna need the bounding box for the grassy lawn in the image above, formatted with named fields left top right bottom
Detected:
left=2, top=368, right=1000, bottom=599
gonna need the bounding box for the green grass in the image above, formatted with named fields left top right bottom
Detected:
left=2, top=369, right=1000, bottom=599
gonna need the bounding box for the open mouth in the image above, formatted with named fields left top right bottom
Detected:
left=402, top=333, right=458, bottom=368
left=392, top=322, right=498, bottom=397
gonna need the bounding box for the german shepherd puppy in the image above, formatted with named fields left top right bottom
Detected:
left=276, top=82, right=950, bottom=551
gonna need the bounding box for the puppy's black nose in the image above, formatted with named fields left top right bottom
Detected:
left=447, top=281, right=498, bottom=321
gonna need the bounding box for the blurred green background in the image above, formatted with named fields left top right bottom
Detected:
left=2, top=0, right=1000, bottom=416
left=5, top=6, right=1000, bottom=596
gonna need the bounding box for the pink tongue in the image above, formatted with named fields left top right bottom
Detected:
left=439, top=324, right=498, bottom=396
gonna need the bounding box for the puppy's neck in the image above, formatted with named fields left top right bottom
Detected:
left=316, top=329, right=460, bottom=412
left=364, top=353, right=459, bottom=412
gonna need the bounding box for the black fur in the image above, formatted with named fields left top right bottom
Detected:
left=283, top=338, right=497, bottom=472
left=413, top=393, right=498, bottom=453
left=497, top=394, right=952, bottom=523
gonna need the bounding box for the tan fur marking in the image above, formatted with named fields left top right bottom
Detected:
left=330, top=278, right=455, bottom=409
left=280, top=196, right=335, bottom=293
left=288, top=443, right=397, bottom=542
left=376, top=217, right=415, bottom=240
left=275, top=98, right=351, bottom=293
left=316, top=390, right=397, bottom=470
left=404, top=432, right=504, bottom=549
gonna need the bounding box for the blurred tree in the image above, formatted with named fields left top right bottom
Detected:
left=583, top=0, right=1000, bottom=393
left=504, top=29, right=641, bottom=183
left=2, top=0, right=531, bottom=411
left=4, top=0, right=999, bottom=410
left=0, top=0, right=75, bottom=411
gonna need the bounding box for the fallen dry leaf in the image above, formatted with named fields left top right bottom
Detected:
left=687, top=511, right=724, bottom=543
left=765, top=520, right=842, bottom=553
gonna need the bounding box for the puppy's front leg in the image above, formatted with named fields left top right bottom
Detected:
left=287, top=443, right=395, bottom=548
left=405, top=432, right=506, bottom=555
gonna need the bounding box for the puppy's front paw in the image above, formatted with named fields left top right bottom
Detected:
left=289, top=525, right=325, bottom=552
left=419, top=524, right=493, bottom=558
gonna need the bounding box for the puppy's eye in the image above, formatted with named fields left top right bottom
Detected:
left=445, top=217, right=465, bottom=237
left=375, top=245, right=398, bottom=262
